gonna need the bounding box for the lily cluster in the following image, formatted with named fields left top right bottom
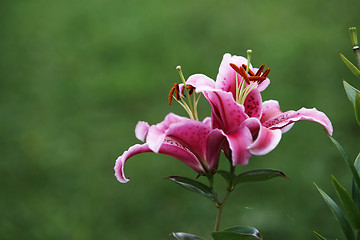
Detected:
left=114, top=52, right=333, bottom=183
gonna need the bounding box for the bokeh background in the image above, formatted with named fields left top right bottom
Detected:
left=1, top=0, right=360, bottom=239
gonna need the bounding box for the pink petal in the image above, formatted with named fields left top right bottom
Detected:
left=260, top=100, right=284, bottom=123
left=206, top=129, right=226, bottom=170
left=135, top=121, right=150, bottom=142
left=165, top=120, right=212, bottom=162
left=206, top=90, right=248, bottom=132
left=215, top=53, right=249, bottom=98
left=114, top=141, right=205, bottom=183
left=146, top=113, right=188, bottom=152
left=262, top=107, right=333, bottom=135
left=243, top=118, right=282, bottom=155
left=114, top=144, right=152, bottom=183
left=224, top=125, right=253, bottom=166
left=243, top=88, right=262, bottom=119
left=185, top=74, right=216, bottom=92
left=256, top=78, right=270, bottom=92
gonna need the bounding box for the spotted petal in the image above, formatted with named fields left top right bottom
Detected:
left=205, top=90, right=248, bottom=132
left=262, top=102, right=333, bottom=135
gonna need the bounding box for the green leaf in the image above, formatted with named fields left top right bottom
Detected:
left=315, top=183, right=355, bottom=240
left=172, top=232, right=206, bottom=240
left=343, top=81, right=360, bottom=106
left=313, top=230, right=326, bottom=240
left=332, top=175, right=360, bottom=230
left=166, top=176, right=216, bottom=202
left=329, top=136, right=360, bottom=189
left=212, top=226, right=262, bottom=240
left=338, top=51, right=360, bottom=79
left=353, top=153, right=360, bottom=211
left=233, top=169, right=289, bottom=186
left=312, top=230, right=327, bottom=240
left=355, top=92, right=360, bottom=126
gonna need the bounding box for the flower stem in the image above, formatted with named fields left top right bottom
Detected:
left=214, top=189, right=231, bottom=232
left=213, top=164, right=236, bottom=232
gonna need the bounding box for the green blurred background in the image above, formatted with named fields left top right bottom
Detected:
left=1, top=0, right=360, bottom=239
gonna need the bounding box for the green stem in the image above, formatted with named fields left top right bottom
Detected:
left=354, top=49, right=360, bottom=70
left=213, top=163, right=236, bottom=232
left=214, top=190, right=231, bottom=232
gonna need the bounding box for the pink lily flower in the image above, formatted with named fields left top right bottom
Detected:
left=114, top=113, right=225, bottom=183
left=184, top=53, right=333, bottom=166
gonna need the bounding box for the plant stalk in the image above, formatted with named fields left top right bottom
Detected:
left=214, top=189, right=231, bottom=232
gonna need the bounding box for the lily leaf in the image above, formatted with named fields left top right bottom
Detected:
left=353, top=153, right=360, bottom=211
left=172, top=232, right=206, bottom=240
left=338, top=51, right=360, bottom=79
left=343, top=81, right=360, bottom=106
left=329, top=136, right=360, bottom=189
left=312, top=230, right=327, bottom=240
left=233, top=169, right=289, bottom=186
left=315, top=183, right=355, bottom=240
left=332, top=175, right=360, bottom=230
left=166, top=176, right=216, bottom=202
left=212, top=226, right=262, bottom=240
left=355, top=92, right=360, bottom=126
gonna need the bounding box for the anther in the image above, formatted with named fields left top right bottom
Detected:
left=255, top=64, right=265, bottom=76
left=168, top=83, right=181, bottom=105
left=186, top=85, right=195, bottom=95
left=230, top=63, right=250, bottom=84
left=241, top=64, right=255, bottom=76
left=262, top=68, right=270, bottom=78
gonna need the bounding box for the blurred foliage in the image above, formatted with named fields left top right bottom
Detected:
left=0, top=0, right=359, bottom=239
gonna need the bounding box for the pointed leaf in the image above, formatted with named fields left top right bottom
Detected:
left=212, top=226, right=262, bottom=240
left=329, top=136, right=360, bottom=189
left=315, top=183, right=355, bottom=240
left=338, top=51, right=360, bottom=79
left=355, top=92, right=360, bottom=126
left=353, top=153, right=360, bottom=211
left=312, top=230, right=327, bottom=240
left=166, top=176, right=216, bottom=202
left=172, top=232, right=206, bottom=240
left=332, top=175, right=360, bottom=230
left=233, top=169, right=289, bottom=186
left=343, top=81, right=360, bottom=106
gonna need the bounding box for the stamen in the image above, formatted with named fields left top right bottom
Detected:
left=187, top=85, right=195, bottom=95
left=255, top=64, right=264, bottom=76
left=249, top=76, right=266, bottom=82
left=168, top=83, right=181, bottom=105
left=168, top=85, right=176, bottom=105
left=230, top=63, right=250, bottom=84
left=262, top=68, right=270, bottom=78
left=241, top=64, right=255, bottom=76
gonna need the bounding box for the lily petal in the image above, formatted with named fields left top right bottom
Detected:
left=206, top=90, right=248, bottom=132
left=224, top=125, right=253, bottom=166
left=185, top=74, right=216, bottom=92
left=244, top=88, right=262, bottom=119
left=114, top=141, right=206, bottom=183
left=135, top=121, right=150, bottom=142
left=114, top=144, right=152, bottom=183
left=165, top=120, right=212, bottom=162
left=243, top=118, right=282, bottom=155
left=206, top=129, right=226, bottom=170
left=262, top=107, right=333, bottom=135
left=215, top=53, right=249, bottom=98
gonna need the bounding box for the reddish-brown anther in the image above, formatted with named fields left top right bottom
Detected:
left=230, top=63, right=250, bottom=84
left=168, top=83, right=181, bottom=105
